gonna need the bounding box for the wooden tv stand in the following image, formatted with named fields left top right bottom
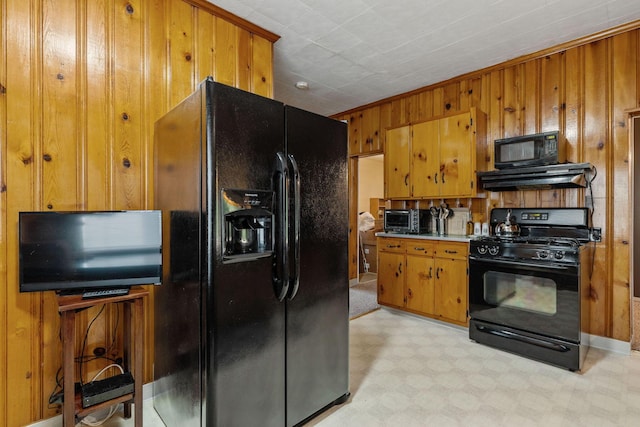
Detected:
left=57, top=287, right=148, bottom=427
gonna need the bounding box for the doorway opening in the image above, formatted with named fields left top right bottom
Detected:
left=357, top=154, right=383, bottom=284
left=349, top=154, right=383, bottom=319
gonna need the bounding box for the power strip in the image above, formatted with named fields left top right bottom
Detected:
left=81, top=372, right=134, bottom=408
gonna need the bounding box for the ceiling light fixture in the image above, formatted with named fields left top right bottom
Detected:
left=295, top=81, right=309, bottom=90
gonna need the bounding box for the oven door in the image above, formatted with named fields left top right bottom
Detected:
left=468, top=256, right=580, bottom=342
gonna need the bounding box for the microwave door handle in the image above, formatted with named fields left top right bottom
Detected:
left=273, top=152, right=290, bottom=302
left=286, top=154, right=300, bottom=300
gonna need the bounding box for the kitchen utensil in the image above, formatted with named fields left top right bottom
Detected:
left=495, top=209, right=521, bottom=237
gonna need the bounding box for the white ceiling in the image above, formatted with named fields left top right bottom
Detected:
left=210, top=0, right=640, bottom=116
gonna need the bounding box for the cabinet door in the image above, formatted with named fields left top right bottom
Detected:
left=439, top=112, right=473, bottom=197
left=411, top=120, right=440, bottom=197
left=434, top=257, right=468, bottom=324
left=406, top=254, right=435, bottom=315
left=385, top=126, right=411, bottom=198
left=378, top=251, right=405, bottom=307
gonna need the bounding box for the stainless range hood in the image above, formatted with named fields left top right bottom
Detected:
left=477, top=162, right=594, bottom=191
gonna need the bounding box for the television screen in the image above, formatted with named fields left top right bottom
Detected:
left=19, top=210, right=162, bottom=293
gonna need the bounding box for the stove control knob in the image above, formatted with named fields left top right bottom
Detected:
left=554, top=251, right=564, bottom=260
left=477, top=246, right=487, bottom=255
left=488, top=246, right=499, bottom=256
left=537, top=250, right=549, bottom=259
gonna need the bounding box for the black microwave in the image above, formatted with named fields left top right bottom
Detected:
left=383, top=209, right=432, bottom=234
left=494, top=131, right=566, bottom=169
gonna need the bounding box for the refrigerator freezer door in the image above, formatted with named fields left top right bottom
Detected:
left=154, top=79, right=288, bottom=427
left=209, top=81, right=286, bottom=427
left=284, top=106, right=350, bottom=426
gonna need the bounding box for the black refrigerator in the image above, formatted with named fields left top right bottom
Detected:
left=153, top=78, right=349, bottom=427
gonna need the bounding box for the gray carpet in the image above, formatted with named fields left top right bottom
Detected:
left=349, top=277, right=380, bottom=319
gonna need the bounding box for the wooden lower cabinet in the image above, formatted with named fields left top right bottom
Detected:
left=377, top=237, right=468, bottom=326
left=377, top=239, right=406, bottom=307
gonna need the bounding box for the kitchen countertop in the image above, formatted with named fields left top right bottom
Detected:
left=375, top=232, right=472, bottom=243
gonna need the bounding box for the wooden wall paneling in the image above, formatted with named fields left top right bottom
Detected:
left=564, top=48, right=584, bottom=208
left=583, top=38, right=610, bottom=336
left=540, top=53, right=563, bottom=133
left=5, top=0, right=41, bottom=423
left=389, top=98, right=405, bottom=127
left=361, top=106, right=381, bottom=153
left=459, top=77, right=482, bottom=112
left=236, top=28, right=251, bottom=91
left=196, top=8, right=215, bottom=85
left=0, top=0, right=6, bottom=419
left=407, top=91, right=429, bottom=123
left=379, top=102, right=392, bottom=150
left=432, top=87, right=444, bottom=117
left=113, top=0, right=145, bottom=210
left=609, top=31, right=637, bottom=340
left=251, top=34, right=273, bottom=98
left=502, top=65, right=522, bottom=139
left=348, top=111, right=361, bottom=155
left=169, top=0, right=197, bottom=105
left=41, top=0, right=83, bottom=418
left=442, top=82, right=459, bottom=114
left=539, top=53, right=564, bottom=208
left=481, top=72, right=500, bottom=213
left=522, top=60, right=542, bottom=208
left=86, top=0, right=110, bottom=211
left=215, top=16, right=238, bottom=88
left=349, top=110, right=358, bottom=154
left=145, top=0, right=168, bottom=383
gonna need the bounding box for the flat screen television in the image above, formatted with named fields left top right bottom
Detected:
left=19, top=210, right=162, bottom=294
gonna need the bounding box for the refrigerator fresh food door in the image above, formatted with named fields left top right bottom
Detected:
left=284, top=106, right=350, bottom=426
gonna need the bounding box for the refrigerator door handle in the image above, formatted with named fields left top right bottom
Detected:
left=287, top=154, right=301, bottom=300
left=273, top=152, right=290, bottom=301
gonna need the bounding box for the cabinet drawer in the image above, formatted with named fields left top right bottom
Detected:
left=435, top=242, right=468, bottom=260
left=406, top=241, right=435, bottom=256
left=378, top=238, right=406, bottom=253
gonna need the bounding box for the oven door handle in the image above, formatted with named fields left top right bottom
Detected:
left=469, top=256, right=575, bottom=272
left=475, top=324, right=570, bottom=353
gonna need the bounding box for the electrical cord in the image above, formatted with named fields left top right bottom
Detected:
left=78, top=304, right=107, bottom=386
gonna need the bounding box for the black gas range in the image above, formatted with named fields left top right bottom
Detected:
left=468, top=208, right=596, bottom=371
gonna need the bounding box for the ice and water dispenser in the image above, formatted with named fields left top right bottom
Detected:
left=221, top=188, right=273, bottom=262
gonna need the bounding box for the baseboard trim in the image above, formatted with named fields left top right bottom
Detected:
left=588, top=334, right=631, bottom=355
left=27, top=382, right=154, bottom=427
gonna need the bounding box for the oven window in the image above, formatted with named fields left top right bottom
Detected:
left=483, top=271, right=556, bottom=315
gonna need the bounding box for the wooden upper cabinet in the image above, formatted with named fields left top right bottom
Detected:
left=385, top=126, right=411, bottom=198
left=348, top=106, right=382, bottom=156
left=438, top=111, right=474, bottom=197
left=384, top=107, right=486, bottom=199
left=412, top=120, right=439, bottom=197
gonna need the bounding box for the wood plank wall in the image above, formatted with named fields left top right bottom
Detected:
left=0, top=0, right=276, bottom=425
left=336, top=23, right=640, bottom=345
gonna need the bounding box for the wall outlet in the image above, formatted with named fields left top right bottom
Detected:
left=364, top=248, right=369, bottom=254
